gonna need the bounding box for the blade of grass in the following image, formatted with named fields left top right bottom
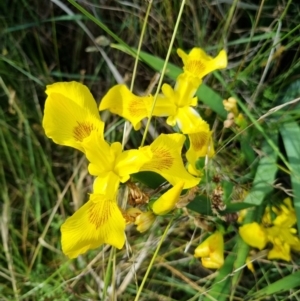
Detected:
left=248, top=270, right=300, bottom=300
left=280, top=121, right=300, bottom=232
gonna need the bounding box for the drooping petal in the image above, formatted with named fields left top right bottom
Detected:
left=152, top=181, right=184, bottom=215
left=61, top=194, right=125, bottom=258
left=139, top=134, right=200, bottom=189
left=239, top=222, right=268, bottom=250
left=177, top=48, right=228, bottom=80
left=43, top=82, right=104, bottom=152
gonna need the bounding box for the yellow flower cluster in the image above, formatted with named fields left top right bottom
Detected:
left=239, top=198, right=300, bottom=262
left=42, top=47, right=227, bottom=258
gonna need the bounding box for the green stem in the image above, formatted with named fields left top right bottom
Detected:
left=140, top=0, right=186, bottom=147
left=134, top=216, right=174, bottom=301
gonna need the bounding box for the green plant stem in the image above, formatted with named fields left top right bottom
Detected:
left=140, top=0, right=186, bottom=147
left=122, top=0, right=153, bottom=149
left=130, top=1, right=153, bottom=92
left=134, top=216, right=174, bottom=301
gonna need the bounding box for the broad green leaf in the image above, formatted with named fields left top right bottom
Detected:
left=243, top=134, right=278, bottom=206
left=280, top=121, right=300, bottom=232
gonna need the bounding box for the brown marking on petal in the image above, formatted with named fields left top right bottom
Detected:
left=73, top=121, right=95, bottom=141
left=186, top=60, right=206, bottom=75
left=128, top=99, right=147, bottom=117
left=190, top=132, right=209, bottom=151
left=88, top=201, right=110, bottom=230
left=147, top=146, right=174, bottom=171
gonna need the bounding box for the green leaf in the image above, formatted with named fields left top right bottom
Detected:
left=202, top=251, right=236, bottom=301
left=132, top=171, right=166, bottom=189
left=280, top=121, right=300, bottom=232
left=243, top=134, right=278, bottom=206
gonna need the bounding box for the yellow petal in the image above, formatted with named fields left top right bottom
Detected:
left=140, top=133, right=200, bottom=189
left=135, top=211, right=156, bottom=232
left=115, top=149, right=149, bottom=182
left=82, top=131, right=116, bottom=175
left=46, top=82, right=99, bottom=114
left=82, top=131, right=148, bottom=195
left=173, top=107, right=202, bottom=134
left=194, top=231, right=224, bottom=269
left=161, top=82, right=198, bottom=108
left=201, top=257, right=224, bottom=269
left=267, top=241, right=291, bottom=262
left=99, top=84, right=153, bottom=130
left=61, top=194, right=125, bottom=258
left=152, top=181, right=185, bottom=215
left=43, top=82, right=104, bottom=152
left=239, top=223, right=268, bottom=250
left=177, top=48, right=227, bottom=79
left=93, top=172, right=120, bottom=199
left=186, top=122, right=214, bottom=175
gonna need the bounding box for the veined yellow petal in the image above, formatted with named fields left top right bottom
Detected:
left=140, top=134, right=200, bottom=189
left=152, top=181, right=184, bottom=215
left=61, top=194, right=125, bottom=258
left=99, top=84, right=153, bottom=130
left=43, top=82, right=104, bottom=152
left=177, top=48, right=227, bottom=80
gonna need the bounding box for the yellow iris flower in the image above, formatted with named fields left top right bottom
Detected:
left=43, top=82, right=104, bottom=152
left=177, top=47, right=228, bottom=81
left=82, top=130, right=149, bottom=198
left=194, top=231, right=224, bottom=269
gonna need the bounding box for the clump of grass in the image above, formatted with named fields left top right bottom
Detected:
left=1, top=0, right=300, bottom=300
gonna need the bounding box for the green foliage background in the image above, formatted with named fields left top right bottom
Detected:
left=1, top=0, right=300, bottom=300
